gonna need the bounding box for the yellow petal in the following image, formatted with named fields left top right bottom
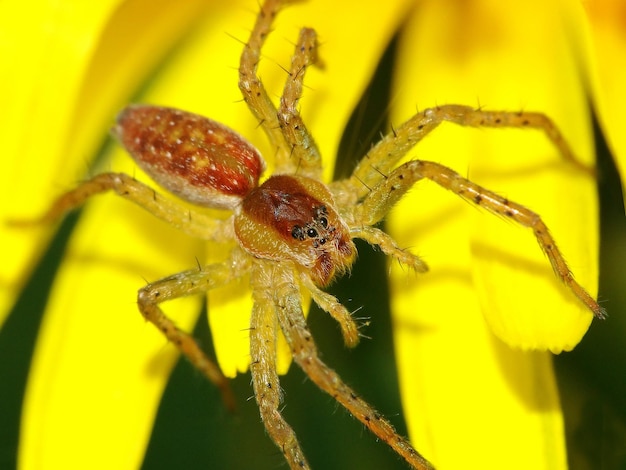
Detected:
left=0, top=0, right=123, bottom=325
left=388, top=0, right=598, bottom=467
left=20, top=157, right=205, bottom=469
left=583, top=0, right=626, bottom=201
left=0, top=0, right=208, bottom=323
left=18, top=1, right=224, bottom=468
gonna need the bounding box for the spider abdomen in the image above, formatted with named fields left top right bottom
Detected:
left=113, top=105, right=265, bottom=209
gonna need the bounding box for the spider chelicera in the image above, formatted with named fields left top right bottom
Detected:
left=32, top=0, right=604, bottom=468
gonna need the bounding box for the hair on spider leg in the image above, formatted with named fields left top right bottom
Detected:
left=352, top=173, right=373, bottom=193
left=335, top=304, right=372, bottom=339
left=390, top=122, right=398, bottom=138
left=276, top=60, right=295, bottom=80
left=389, top=245, right=426, bottom=272
left=355, top=317, right=374, bottom=342
left=371, top=164, right=388, bottom=180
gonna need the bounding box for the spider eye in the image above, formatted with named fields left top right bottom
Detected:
left=291, top=225, right=305, bottom=240
left=306, top=227, right=318, bottom=238
left=318, top=216, right=328, bottom=228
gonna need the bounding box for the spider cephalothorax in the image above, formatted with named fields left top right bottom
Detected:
left=236, top=174, right=356, bottom=286
left=30, top=0, right=604, bottom=468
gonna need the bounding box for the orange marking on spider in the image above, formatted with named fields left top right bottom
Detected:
left=24, top=0, right=605, bottom=468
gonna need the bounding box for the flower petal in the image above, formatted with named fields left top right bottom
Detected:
left=0, top=0, right=124, bottom=325
left=17, top=1, right=228, bottom=468
left=20, top=160, right=205, bottom=469
left=583, top=0, right=626, bottom=200
left=388, top=0, right=598, bottom=466
left=0, top=0, right=209, bottom=323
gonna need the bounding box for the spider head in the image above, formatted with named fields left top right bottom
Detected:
left=234, top=174, right=356, bottom=286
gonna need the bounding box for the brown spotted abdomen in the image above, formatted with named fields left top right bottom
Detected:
left=113, top=105, right=265, bottom=209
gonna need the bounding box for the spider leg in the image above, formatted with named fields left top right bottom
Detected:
left=357, top=159, right=606, bottom=319
left=250, top=261, right=309, bottom=469
left=351, top=225, right=428, bottom=273
left=345, top=104, right=594, bottom=201
left=299, top=273, right=360, bottom=347
left=13, top=172, right=232, bottom=241
left=238, top=0, right=290, bottom=163
left=137, top=249, right=252, bottom=411
left=274, top=266, right=434, bottom=470
left=239, top=0, right=321, bottom=176
left=277, top=27, right=322, bottom=177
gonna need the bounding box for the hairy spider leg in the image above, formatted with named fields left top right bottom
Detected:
left=239, top=0, right=322, bottom=177
left=15, top=172, right=233, bottom=242
left=137, top=248, right=252, bottom=411
left=272, top=264, right=434, bottom=470
left=350, top=225, right=429, bottom=273
left=299, top=273, right=360, bottom=347
left=277, top=26, right=322, bottom=177
left=356, top=159, right=606, bottom=319
left=239, top=0, right=291, bottom=168
left=249, top=262, right=309, bottom=469
left=335, top=104, right=594, bottom=206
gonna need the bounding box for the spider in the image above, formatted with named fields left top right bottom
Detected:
left=29, top=0, right=605, bottom=468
